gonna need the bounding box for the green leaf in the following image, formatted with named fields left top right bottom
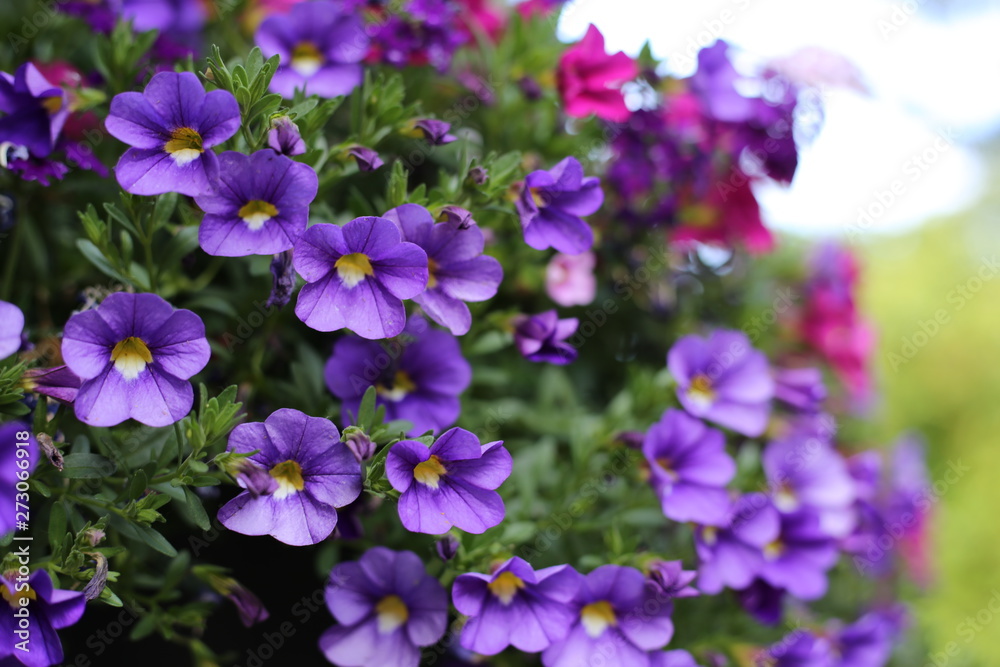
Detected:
left=357, top=386, right=377, bottom=430
left=178, top=488, right=211, bottom=531
left=387, top=160, right=408, bottom=208
left=75, top=240, right=132, bottom=287
left=128, top=470, right=148, bottom=501
left=61, top=453, right=116, bottom=479
left=113, top=517, right=177, bottom=557
left=48, top=503, right=67, bottom=553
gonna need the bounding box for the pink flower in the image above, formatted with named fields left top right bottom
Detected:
left=545, top=252, right=596, bottom=307
left=556, top=24, right=637, bottom=122
left=671, top=178, right=774, bottom=254
left=456, top=0, right=507, bottom=41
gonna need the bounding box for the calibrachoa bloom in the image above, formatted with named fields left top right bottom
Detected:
left=320, top=547, right=448, bottom=667
left=0, top=569, right=86, bottom=667
left=411, top=118, right=457, bottom=145
left=255, top=0, right=368, bottom=98
left=829, top=607, right=904, bottom=667
left=325, top=316, right=471, bottom=435
left=650, top=651, right=701, bottom=667
left=0, top=300, right=24, bottom=358
left=757, top=508, right=840, bottom=600
left=105, top=71, right=240, bottom=196
left=542, top=565, right=674, bottom=667
left=372, top=0, right=467, bottom=72
left=646, top=560, right=699, bottom=599
left=267, top=116, right=306, bottom=156
left=642, top=408, right=736, bottom=526
left=62, top=292, right=210, bottom=427
left=1, top=422, right=36, bottom=536
left=556, top=24, right=637, bottom=122
left=383, top=204, right=503, bottom=335
left=217, top=408, right=362, bottom=546
left=453, top=557, right=581, bottom=655
left=667, top=330, right=775, bottom=437
left=348, top=146, right=383, bottom=171
left=0, top=63, right=68, bottom=162
left=545, top=251, right=596, bottom=307
left=512, top=310, right=578, bottom=365
left=194, top=149, right=318, bottom=257
left=293, top=216, right=428, bottom=339
left=21, top=366, right=82, bottom=404
left=696, top=493, right=780, bottom=594
left=516, top=156, right=603, bottom=254
left=387, top=427, right=512, bottom=534
left=773, top=367, right=826, bottom=413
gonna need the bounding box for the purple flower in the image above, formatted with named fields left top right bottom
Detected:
left=650, top=651, right=701, bottom=667
left=773, top=367, right=826, bottom=413
left=667, top=330, right=775, bottom=437
left=267, top=116, right=307, bottom=156
left=293, top=217, right=428, bottom=339
left=453, top=557, right=581, bottom=655
left=756, top=509, right=840, bottom=600
left=383, top=204, right=502, bottom=335
left=194, top=149, right=318, bottom=256
left=105, top=71, right=240, bottom=196
left=0, top=300, right=24, bottom=358
left=1, top=422, right=36, bottom=536
left=695, top=493, right=780, bottom=594
left=736, top=578, right=785, bottom=626
left=21, top=366, right=82, bottom=404
left=256, top=1, right=368, bottom=99
left=642, top=408, right=736, bottom=526
left=0, top=63, right=69, bottom=160
left=320, top=547, right=448, bottom=667
left=757, top=629, right=832, bottom=667
left=217, top=408, right=362, bottom=546
left=542, top=565, right=674, bottom=667
left=205, top=574, right=269, bottom=628
left=325, top=315, right=471, bottom=435
left=374, top=0, right=467, bottom=72
left=830, top=607, right=904, bottom=667
left=62, top=293, right=210, bottom=427
left=436, top=535, right=460, bottom=561
left=413, top=118, right=456, bottom=145
left=516, top=156, right=603, bottom=255
left=688, top=41, right=757, bottom=124
left=0, top=570, right=86, bottom=667
left=348, top=146, right=383, bottom=171
left=512, top=310, right=578, bottom=365
left=387, top=427, right=511, bottom=534
left=645, top=560, right=699, bottom=599
left=437, top=206, right=475, bottom=229
left=265, top=249, right=296, bottom=310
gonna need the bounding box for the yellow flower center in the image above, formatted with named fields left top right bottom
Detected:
left=41, top=96, right=63, bottom=114
left=701, top=525, right=718, bottom=545
left=291, top=41, right=325, bottom=77
left=580, top=600, right=617, bottom=638
left=375, top=595, right=409, bottom=633
left=164, top=127, right=204, bottom=166
left=487, top=571, right=525, bottom=606
left=269, top=460, right=305, bottom=500
left=763, top=539, right=784, bottom=561
left=680, top=203, right=719, bottom=229
left=427, top=258, right=439, bottom=289
left=335, top=253, right=374, bottom=288
left=529, top=187, right=548, bottom=208
left=110, top=337, right=153, bottom=381
left=655, top=457, right=679, bottom=482
left=376, top=370, right=416, bottom=401
left=773, top=483, right=799, bottom=512
left=413, top=455, right=447, bottom=489
left=1, top=584, right=36, bottom=611
left=238, top=200, right=279, bottom=231
left=687, top=374, right=716, bottom=409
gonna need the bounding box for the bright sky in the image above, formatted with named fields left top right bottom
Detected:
left=558, top=0, right=1000, bottom=239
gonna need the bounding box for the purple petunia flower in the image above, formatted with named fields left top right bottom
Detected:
left=21, top=366, right=82, bottom=404
left=1, top=422, right=36, bottom=536
left=695, top=493, right=780, bottom=594
left=0, top=569, right=86, bottom=667
left=374, top=0, right=467, bottom=72
left=293, top=217, right=428, bottom=339
left=348, top=146, right=383, bottom=171
left=105, top=71, right=240, bottom=196
left=193, top=149, right=318, bottom=256
left=256, top=1, right=368, bottom=99
left=516, top=156, right=603, bottom=255
left=0, top=63, right=69, bottom=161
left=320, top=547, right=448, bottom=667
left=386, top=427, right=511, bottom=534
left=62, top=292, right=210, bottom=427
left=383, top=204, right=502, bottom=335
left=667, top=330, right=775, bottom=437
left=756, top=508, right=840, bottom=600
left=542, top=565, right=674, bottom=667
left=453, top=557, right=581, bottom=655
left=773, top=367, right=826, bottom=413
left=325, top=315, right=471, bottom=435
left=512, top=310, right=578, bottom=365
left=642, top=408, right=736, bottom=526
left=646, top=560, right=699, bottom=599
left=412, top=118, right=456, bottom=145
left=267, top=116, right=307, bottom=156
left=217, top=408, right=362, bottom=546
left=0, top=300, right=24, bottom=358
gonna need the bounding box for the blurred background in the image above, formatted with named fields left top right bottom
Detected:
left=561, top=0, right=1000, bottom=664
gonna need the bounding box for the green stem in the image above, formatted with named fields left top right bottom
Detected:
left=0, top=207, right=24, bottom=301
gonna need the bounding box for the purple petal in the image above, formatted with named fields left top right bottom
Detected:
left=105, top=91, right=167, bottom=149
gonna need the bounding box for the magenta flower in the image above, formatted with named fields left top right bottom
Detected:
left=0, top=300, right=24, bottom=358
left=217, top=408, right=362, bottom=546
left=194, top=149, right=318, bottom=257
left=453, top=557, right=582, bottom=655
left=545, top=251, right=596, bottom=307
left=256, top=1, right=368, bottom=99
left=320, top=547, right=448, bottom=667
left=642, top=409, right=736, bottom=526
left=556, top=24, right=637, bottom=122
left=387, top=427, right=511, bottom=534
left=513, top=310, right=579, bottom=365
left=516, top=156, right=603, bottom=254
left=1, top=422, right=36, bottom=536
left=105, top=72, right=240, bottom=196
left=293, top=217, right=428, bottom=339
left=0, top=570, right=86, bottom=667
left=383, top=204, right=502, bottom=335
left=62, top=293, right=210, bottom=427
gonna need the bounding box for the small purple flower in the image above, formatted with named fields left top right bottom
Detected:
left=0, top=569, right=86, bottom=667
left=695, top=493, right=780, bottom=594
left=830, top=607, right=904, bottom=667
left=413, top=118, right=456, bottom=145
left=650, top=651, right=701, bottom=667
left=736, top=578, right=785, bottom=626
left=217, top=408, right=362, bottom=546
left=320, top=547, right=448, bottom=667
left=0, top=63, right=69, bottom=160
left=643, top=408, right=736, bottom=526
left=294, top=217, right=428, bottom=339
left=542, top=565, right=674, bottom=667
left=267, top=116, right=306, bottom=156
left=516, top=156, right=603, bottom=255
left=373, top=0, right=467, bottom=72
left=383, top=204, right=502, bottom=335
left=325, top=315, right=471, bottom=435
left=0, top=300, right=24, bottom=358
left=667, top=330, right=775, bottom=437
left=348, top=146, right=384, bottom=171
left=265, top=249, right=296, bottom=310
left=256, top=1, right=368, bottom=99
left=512, top=310, right=578, bottom=365
left=1, top=422, right=37, bottom=536
left=194, top=149, right=318, bottom=256
left=342, top=428, right=376, bottom=463
left=205, top=574, right=270, bottom=628
left=646, top=560, right=699, bottom=599
left=436, top=535, right=460, bottom=561
left=757, top=629, right=832, bottom=667
left=437, top=205, right=475, bottom=229
left=62, top=293, right=210, bottom=427
left=453, top=557, right=582, bottom=655
left=105, top=71, right=240, bottom=196
left=21, top=366, right=82, bottom=404
left=774, top=367, right=826, bottom=413
left=468, top=165, right=488, bottom=185
left=756, top=509, right=840, bottom=600
left=387, top=427, right=511, bottom=534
